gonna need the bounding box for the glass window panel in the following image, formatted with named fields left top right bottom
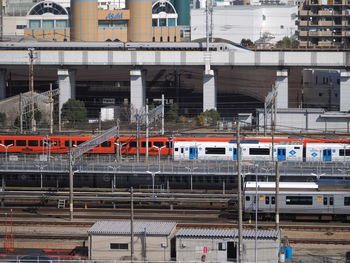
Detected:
left=168, top=18, right=175, bottom=26
left=159, top=18, right=166, bottom=26
left=56, top=20, right=67, bottom=28
left=29, top=20, right=41, bottom=28
left=42, top=20, right=54, bottom=29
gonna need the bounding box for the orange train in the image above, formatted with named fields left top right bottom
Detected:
left=0, top=135, right=349, bottom=155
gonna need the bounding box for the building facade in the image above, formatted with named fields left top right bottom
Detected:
left=88, top=221, right=177, bottom=261
left=4, top=0, right=189, bottom=42
left=191, top=6, right=298, bottom=44
left=297, top=0, right=350, bottom=48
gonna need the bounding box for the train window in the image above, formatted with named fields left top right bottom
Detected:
left=265, top=196, right=270, bottom=205
left=245, top=196, right=250, bottom=201
left=286, top=196, right=313, bottom=205
left=294, top=147, right=300, bottom=149
left=64, top=141, right=75, bottom=147
left=205, top=147, right=226, bottom=155
left=344, top=197, right=350, bottom=206
left=174, top=148, right=178, bottom=152
left=272, top=197, right=275, bottom=205
left=249, top=148, right=270, bottom=155
left=154, top=141, right=164, bottom=148
left=129, top=141, right=137, bottom=148
left=77, top=141, right=85, bottom=145
left=330, top=197, right=334, bottom=205
left=339, top=149, right=350, bottom=156
left=181, top=148, right=184, bottom=154
left=16, top=140, right=26, bottom=146
left=101, top=141, right=111, bottom=147
left=141, top=142, right=152, bottom=148
left=166, top=141, right=173, bottom=148
left=323, top=197, right=328, bottom=205
left=4, top=140, right=14, bottom=146
left=28, top=140, right=38, bottom=147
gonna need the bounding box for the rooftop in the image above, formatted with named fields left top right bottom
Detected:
left=88, top=220, right=177, bottom=236
left=176, top=228, right=280, bottom=240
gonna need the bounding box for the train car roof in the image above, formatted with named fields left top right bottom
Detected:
left=245, top=181, right=318, bottom=190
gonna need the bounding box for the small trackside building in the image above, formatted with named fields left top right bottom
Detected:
left=88, top=220, right=177, bottom=261
left=175, top=228, right=281, bottom=263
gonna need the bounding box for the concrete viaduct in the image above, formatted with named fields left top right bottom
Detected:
left=0, top=49, right=349, bottom=115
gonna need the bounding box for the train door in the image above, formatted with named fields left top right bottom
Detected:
left=277, top=148, right=286, bottom=161
left=263, top=194, right=275, bottom=212
left=233, top=148, right=237, bottom=161
left=323, top=195, right=335, bottom=213
left=189, top=147, right=198, bottom=160
left=323, top=149, right=332, bottom=162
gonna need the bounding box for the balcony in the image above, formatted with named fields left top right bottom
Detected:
left=299, top=10, right=309, bottom=16
left=342, top=21, right=349, bottom=25
left=318, top=21, right=334, bottom=26
left=298, top=30, right=309, bottom=36
left=299, top=20, right=309, bottom=26
left=318, top=41, right=334, bottom=47
left=342, top=31, right=350, bottom=36
left=318, top=10, right=333, bottom=15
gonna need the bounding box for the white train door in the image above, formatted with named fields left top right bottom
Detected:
left=323, top=195, right=335, bottom=213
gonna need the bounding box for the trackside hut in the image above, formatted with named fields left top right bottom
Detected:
left=176, top=228, right=280, bottom=263
left=88, top=220, right=177, bottom=261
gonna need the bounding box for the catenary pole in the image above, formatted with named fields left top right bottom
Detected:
left=237, top=121, right=243, bottom=263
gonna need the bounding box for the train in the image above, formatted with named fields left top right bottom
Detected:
left=0, top=41, right=251, bottom=52
left=0, top=135, right=350, bottom=163
left=243, top=181, right=350, bottom=221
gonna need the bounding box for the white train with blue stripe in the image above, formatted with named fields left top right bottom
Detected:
left=173, top=141, right=350, bottom=162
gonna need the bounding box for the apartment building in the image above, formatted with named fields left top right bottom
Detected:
left=297, top=0, right=350, bottom=48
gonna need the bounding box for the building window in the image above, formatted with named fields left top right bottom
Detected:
left=56, top=20, right=67, bottom=28
left=344, top=197, right=350, bottom=206
left=110, top=243, right=128, bottom=250
left=218, top=242, right=226, bottom=251
left=42, top=20, right=54, bottom=29
left=29, top=20, right=41, bottom=29
left=16, top=25, right=26, bottom=29
left=168, top=18, right=176, bottom=26
left=152, top=19, right=158, bottom=26
left=159, top=18, right=166, bottom=27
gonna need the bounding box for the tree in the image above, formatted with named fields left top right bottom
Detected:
left=197, top=109, right=220, bottom=126
left=61, top=99, right=87, bottom=125
left=275, top=36, right=299, bottom=49
left=166, top=103, right=179, bottom=122
left=240, top=38, right=255, bottom=48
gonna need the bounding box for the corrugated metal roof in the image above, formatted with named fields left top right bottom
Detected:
left=176, top=229, right=280, bottom=240
left=88, top=220, right=176, bottom=236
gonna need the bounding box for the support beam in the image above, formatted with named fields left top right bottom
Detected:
left=0, top=69, right=6, bottom=100
left=58, top=69, right=76, bottom=111
left=130, top=69, right=146, bottom=120
left=275, top=69, right=288, bottom=108
left=203, top=69, right=216, bottom=111
left=340, top=70, right=350, bottom=112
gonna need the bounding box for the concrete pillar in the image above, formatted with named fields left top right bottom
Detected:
left=340, top=70, right=350, bottom=112
left=58, top=69, right=76, bottom=111
left=0, top=69, right=6, bottom=100
left=130, top=69, right=146, bottom=119
left=203, top=69, right=216, bottom=111
left=275, top=69, right=288, bottom=108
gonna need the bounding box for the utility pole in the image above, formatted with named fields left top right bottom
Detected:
left=275, top=161, right=280, bottom=230
left=49, top=84, right=53, bottom=134
left=69, top=140, right=74, bottom=221
left=0, top=0, right=3, bottom=42
left=136, top=110, right=140, bottom=163
left=206, top=0, right=209, bottom=52
left=28, top=48, right=36, bottom=132
left=161, top=94, right=164, bottom=135
left=210, top=0, right=213, bottom=42
left=145, top=105, right=149, bottom=161
left=237, top=121, right=243, bottom=263
left=130, top=187, right=134, bottom=262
